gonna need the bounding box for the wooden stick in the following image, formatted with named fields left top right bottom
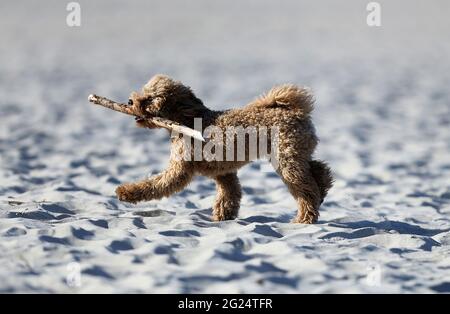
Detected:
left=88, top=94, right=205, bottom=142
left=88, top=94, right=136, bottom=116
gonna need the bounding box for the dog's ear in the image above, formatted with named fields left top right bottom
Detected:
left=177, top=101, right=198, bottom=118
left=177, top=95, right=205, bottom=119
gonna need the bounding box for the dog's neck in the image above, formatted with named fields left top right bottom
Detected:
left=200, top=109, right=223, bottom=127
left=181, top=108, right=223, bottom=130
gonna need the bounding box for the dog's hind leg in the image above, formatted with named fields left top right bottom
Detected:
left=277, top=158, right=322, bottom=224
left=309, top=160, right=333, bottom=204
left=212, top=172, right=242, bottom=221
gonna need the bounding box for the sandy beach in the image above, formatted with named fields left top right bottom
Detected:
left=0, top=0, right=449, bottom=293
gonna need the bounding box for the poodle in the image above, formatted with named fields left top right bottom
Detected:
left=115, top=74, right=333, bottom=223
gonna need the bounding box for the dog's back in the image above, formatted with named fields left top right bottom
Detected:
left=214, top=85, right=314, bottom=133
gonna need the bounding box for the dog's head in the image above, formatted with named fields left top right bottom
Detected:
left=129, top=74, right=206, bottom=128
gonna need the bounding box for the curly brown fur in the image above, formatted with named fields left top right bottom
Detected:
left=116, top=74, right=333, bottom=224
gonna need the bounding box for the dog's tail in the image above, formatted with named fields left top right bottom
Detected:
left=309, top=160, right=333, bottom=203
left=252, top=84, right=314, bottom=116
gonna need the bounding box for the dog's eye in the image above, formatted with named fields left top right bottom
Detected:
left=128, top=99, right=133, bottom=105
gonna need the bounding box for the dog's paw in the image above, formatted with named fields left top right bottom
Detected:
left=212, top=213, right=237, bottom=222
left=292, top=214, right=318, bottom=224
left=212, top=198, right=239, bottom=222
left=115, top=184, right=140, bottom=204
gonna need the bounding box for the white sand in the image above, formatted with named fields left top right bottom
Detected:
left=0, top=0, right=449, bottom=293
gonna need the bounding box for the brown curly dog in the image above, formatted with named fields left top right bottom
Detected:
left=115, top=74, right=333, bottom=224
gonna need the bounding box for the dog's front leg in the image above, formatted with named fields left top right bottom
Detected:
left=213, top=172, right=242, bottom=221
left=115, top=161, right=193, bottom=204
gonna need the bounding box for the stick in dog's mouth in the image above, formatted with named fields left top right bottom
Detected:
left=88, top=94, right=205, bottom=142
left=88, top=94, right=137, bottom=116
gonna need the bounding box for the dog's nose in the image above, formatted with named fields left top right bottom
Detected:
left=128, top=99, right=133, bottom=105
